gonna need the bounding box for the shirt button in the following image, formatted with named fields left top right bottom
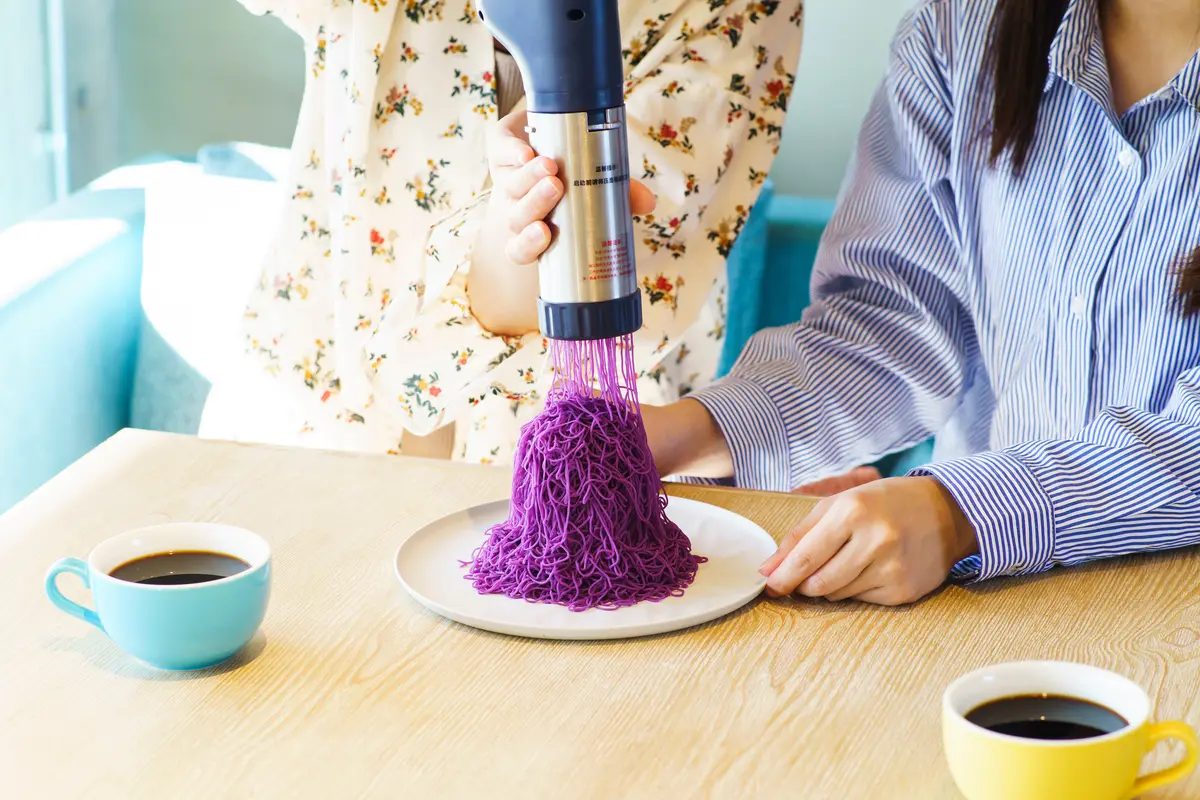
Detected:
left=1070, top=295, right=1087, bottom=319
left=1117, top=147, right=1139, bottom=168
left=1155, top=87, right=1174, bottom=101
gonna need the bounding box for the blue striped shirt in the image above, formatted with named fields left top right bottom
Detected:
left=693, top=0, right=1200, bottom=582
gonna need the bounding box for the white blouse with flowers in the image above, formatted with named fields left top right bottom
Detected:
left=201, top=0, right=804, bottom=465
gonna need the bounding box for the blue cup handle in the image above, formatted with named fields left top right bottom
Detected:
left=45, top=558, right=104, bottom=632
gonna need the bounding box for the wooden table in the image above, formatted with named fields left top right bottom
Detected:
left=3, top=430, right=1199, bottom=798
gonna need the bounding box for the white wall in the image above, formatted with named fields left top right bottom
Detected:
left=0, top=1, right=54, bottom=230
left=773, top=0, right=914, bottom=198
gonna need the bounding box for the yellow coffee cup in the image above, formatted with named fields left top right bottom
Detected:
left=943, top=661, right=1198, bottom=800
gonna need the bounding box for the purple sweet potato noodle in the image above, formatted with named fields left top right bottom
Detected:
left=463, top=333, right=706, bottom=612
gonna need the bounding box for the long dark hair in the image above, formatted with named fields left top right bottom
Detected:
left=986, top=0, right=1200, bottom=314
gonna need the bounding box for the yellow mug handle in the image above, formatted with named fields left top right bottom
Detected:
left=1130, top=720, right=1199, bottom=797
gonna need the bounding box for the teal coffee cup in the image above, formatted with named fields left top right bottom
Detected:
left=45, top=523, right=271, bottom=670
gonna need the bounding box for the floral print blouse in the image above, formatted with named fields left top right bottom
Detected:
left=203, top=0, right=804, bottom=465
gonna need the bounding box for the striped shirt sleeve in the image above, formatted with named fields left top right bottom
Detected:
left=918, top=366, right=1200, bottom=581
left=691, top=4, right=974, bottom=491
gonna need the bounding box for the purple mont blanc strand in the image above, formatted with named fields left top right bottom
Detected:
left=463, top=334, right=706, bottom=612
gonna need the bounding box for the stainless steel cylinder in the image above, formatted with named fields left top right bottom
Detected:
left=526, top=107, right=638, bottom=306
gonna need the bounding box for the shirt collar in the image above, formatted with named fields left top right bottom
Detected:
left=1167, top=51, right=1200, bottom=110
left=1047, top=0, right=1101, bottom=88
left=1046, top=0, right=1200, bottom=111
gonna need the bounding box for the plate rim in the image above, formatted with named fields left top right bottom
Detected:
left=394, top=496, right=773, bottom=641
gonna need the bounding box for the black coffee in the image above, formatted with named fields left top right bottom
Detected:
left=966, top=694, right=1128, bottom=740
left=110, top=551, right=250, bottom=586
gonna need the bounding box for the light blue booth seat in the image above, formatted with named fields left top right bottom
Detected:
left=0, top=155, right=931, bottom=514
left=0, top=186, right=146, bottom=512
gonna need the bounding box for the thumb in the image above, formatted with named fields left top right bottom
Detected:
left=760, top=501, right=830, bottom=576
left=629, top=179, right=656, bottom=216
left=499, top=109, right=529, bottom=137
left=487, top=110, right=535, bottom=169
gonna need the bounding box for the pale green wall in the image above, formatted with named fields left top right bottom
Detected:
left=112, top=0, right=304, bottom=168
left=776, top=0, right=914, bottom=197
left=98, top=0, right=913, bottom=200
left=0, top=1, right=53, bottom=230
left=66, top=0, right=120, bottom=190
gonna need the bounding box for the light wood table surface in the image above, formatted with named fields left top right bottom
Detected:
left=3, top=430, right=1199, bottom=799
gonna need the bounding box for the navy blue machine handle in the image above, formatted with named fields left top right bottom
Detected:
left=476, top=0, right=624, bottom=114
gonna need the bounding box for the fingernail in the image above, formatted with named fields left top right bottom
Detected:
left=759, top=553, right=777, bottom=571
left=524, top=226, right=545, bottom=243
left=538, top=179, right=558, bottom=198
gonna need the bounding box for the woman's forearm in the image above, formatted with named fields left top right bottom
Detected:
left=644, top=399, right=734, bottom=479
left=466, top=211, right=541, bottom=336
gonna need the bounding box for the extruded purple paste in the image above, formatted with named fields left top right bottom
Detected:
left=463, top=334, right=706, bottom=611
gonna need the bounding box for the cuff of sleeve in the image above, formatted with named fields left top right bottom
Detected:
left=423, top=192, right=491, bottom=306
left=370, top=275, right=538, bottom=436
left=668, top=475, right=736, bottom=487
left=689, top=377, right=791, bottom=492
left=913, top=450, right=1055, bottom=582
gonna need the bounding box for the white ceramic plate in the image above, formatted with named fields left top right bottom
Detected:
left=394, top=497, right=776, bottom=640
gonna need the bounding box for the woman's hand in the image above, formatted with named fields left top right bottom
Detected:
left=760, top=477, right=979, bottom=606
left=468, top=111, right=656, bottom=336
